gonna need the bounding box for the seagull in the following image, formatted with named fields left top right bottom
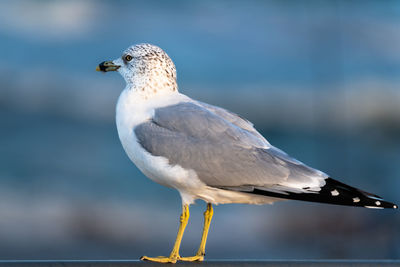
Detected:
left=96, top=43, right=397, bottom=263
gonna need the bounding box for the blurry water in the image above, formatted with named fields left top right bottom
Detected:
left=0, top=0, right=399, bottom=260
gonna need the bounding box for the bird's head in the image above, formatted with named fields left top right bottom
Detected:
left=97, top=43, right=178, bottom=94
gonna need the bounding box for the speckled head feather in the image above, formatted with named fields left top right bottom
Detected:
left=115, top=44, right=178, bottom=95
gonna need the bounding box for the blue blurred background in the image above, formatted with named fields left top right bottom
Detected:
left=0, top=0, right=399, bottom=260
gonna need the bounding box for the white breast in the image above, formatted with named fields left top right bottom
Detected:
left=115, top=89, right=206, bottom=198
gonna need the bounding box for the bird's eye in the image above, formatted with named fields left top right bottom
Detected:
left=124, top=55, right=133, bottom=62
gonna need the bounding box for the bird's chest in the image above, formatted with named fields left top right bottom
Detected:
left=115, top=90, right=195, bottom=189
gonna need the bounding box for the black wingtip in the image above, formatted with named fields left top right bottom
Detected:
left=247, top=178, right=398, bottom=209
left=322, top=178, right=397, bottom=209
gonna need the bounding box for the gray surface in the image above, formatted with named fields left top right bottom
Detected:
left=0, top=260, right=399, bottom=267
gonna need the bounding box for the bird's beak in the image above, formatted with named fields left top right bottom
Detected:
left=96, top=61, right=121, bottom=72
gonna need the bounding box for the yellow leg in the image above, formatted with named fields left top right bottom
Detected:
left=140, top=205, right=190, bottom=263
left=180, top=203, right=214, bottom=262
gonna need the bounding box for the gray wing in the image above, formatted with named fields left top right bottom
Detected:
left=135, top=101, right=327, bottom=193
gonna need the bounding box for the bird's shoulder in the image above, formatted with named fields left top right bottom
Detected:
left=150, top=98, right=270, bottom=148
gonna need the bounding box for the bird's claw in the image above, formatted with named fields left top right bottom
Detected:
left=140, top=253, right=204, bottom=263
left=140, top=255, right=180, bottom=263
left=179, top=254, right=205, bottom=262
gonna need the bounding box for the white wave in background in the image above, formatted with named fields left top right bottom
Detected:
left=0, top=0, right=99, bottom=41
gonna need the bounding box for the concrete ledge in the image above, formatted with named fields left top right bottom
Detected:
left=0, top=260, right=399, bottom=267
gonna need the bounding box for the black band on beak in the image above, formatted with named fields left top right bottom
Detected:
left=96, top=61, right=120, bottom=72
left=98, top=61, right=108, bottom=72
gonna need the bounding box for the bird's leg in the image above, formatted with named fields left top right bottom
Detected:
left=180, top=203, right=213, bottom=262
left=140, top=204, right=190, bottom=263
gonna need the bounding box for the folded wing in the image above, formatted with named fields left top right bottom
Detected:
left=135, top=101, right=327, bottom=193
